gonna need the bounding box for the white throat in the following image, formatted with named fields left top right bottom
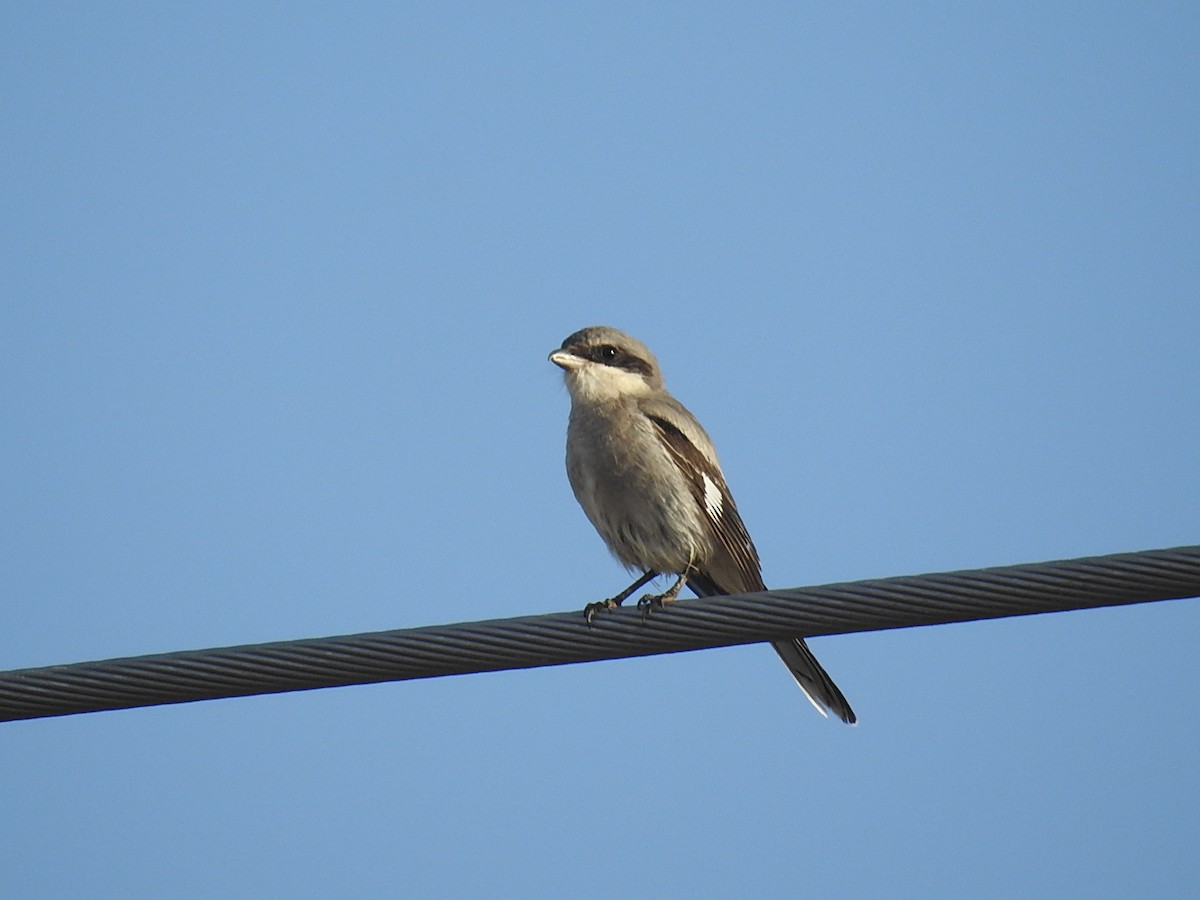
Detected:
left=564, top=363, right=655, bottom=404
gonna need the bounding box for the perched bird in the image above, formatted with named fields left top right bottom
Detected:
left=549, top=325, right=855, bottom=724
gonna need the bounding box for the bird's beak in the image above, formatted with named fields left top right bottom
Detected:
left=548, top=349, right=585, bottom=370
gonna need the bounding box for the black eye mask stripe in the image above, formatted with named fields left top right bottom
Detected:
left=587, top=345, right=653, bottom=376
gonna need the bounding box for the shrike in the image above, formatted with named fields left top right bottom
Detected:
left=549, top=325, right=855, bottom=724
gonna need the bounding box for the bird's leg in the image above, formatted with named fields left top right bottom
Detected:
left=583, top=570, right=658, bottom=625
left=637, top=572, right=688, bottom=619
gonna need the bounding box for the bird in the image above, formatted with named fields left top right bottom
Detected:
left=548, top=325, right=855, bottom=724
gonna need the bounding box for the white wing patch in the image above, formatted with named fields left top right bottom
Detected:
left=702, top=472, right=723, bottom=522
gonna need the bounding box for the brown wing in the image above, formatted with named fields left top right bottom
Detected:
left=646, top=414, right=765, bottom=594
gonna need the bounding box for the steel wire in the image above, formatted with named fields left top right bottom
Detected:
left=1, top=544, right=1197, bottom=722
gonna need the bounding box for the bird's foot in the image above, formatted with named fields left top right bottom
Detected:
left=583, top=597, right=623, bottom=626
left=636, top=592, right=676, bottom=620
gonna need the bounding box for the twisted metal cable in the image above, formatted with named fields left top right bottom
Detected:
left=2, top=544, right=1197, bottom=723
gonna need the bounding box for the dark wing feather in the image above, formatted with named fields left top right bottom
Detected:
left=646, top=413, right=765, bottom=594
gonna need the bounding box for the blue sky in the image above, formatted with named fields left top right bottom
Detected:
left=3, top=3, right=1198, bottom=897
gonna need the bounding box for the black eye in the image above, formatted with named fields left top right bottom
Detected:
left=597, top=345, right=619, bottom=362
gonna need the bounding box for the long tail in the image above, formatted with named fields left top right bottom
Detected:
left=688, top=571, right=856, bottom=724
left=770, top=638, right=856, bottom=725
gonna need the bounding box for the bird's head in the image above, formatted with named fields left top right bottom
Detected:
left=548, top=326, right=665, bottom=403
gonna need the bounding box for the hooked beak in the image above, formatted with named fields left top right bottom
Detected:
left=548, top=349, right=585, bottom=370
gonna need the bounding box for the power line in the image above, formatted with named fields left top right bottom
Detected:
left=1, top=544, right=1197, bottom=723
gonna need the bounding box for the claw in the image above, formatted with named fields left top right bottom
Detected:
left=636, top=592, right=676, bottom=620
left=636, top=594, right=654, bottom=620
left=582, top=597, right=621, bottom=627
left=635, top=572, right=686, bottom=620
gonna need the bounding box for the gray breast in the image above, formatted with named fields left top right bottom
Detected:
left=565, top=404, right=709, bottom=574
